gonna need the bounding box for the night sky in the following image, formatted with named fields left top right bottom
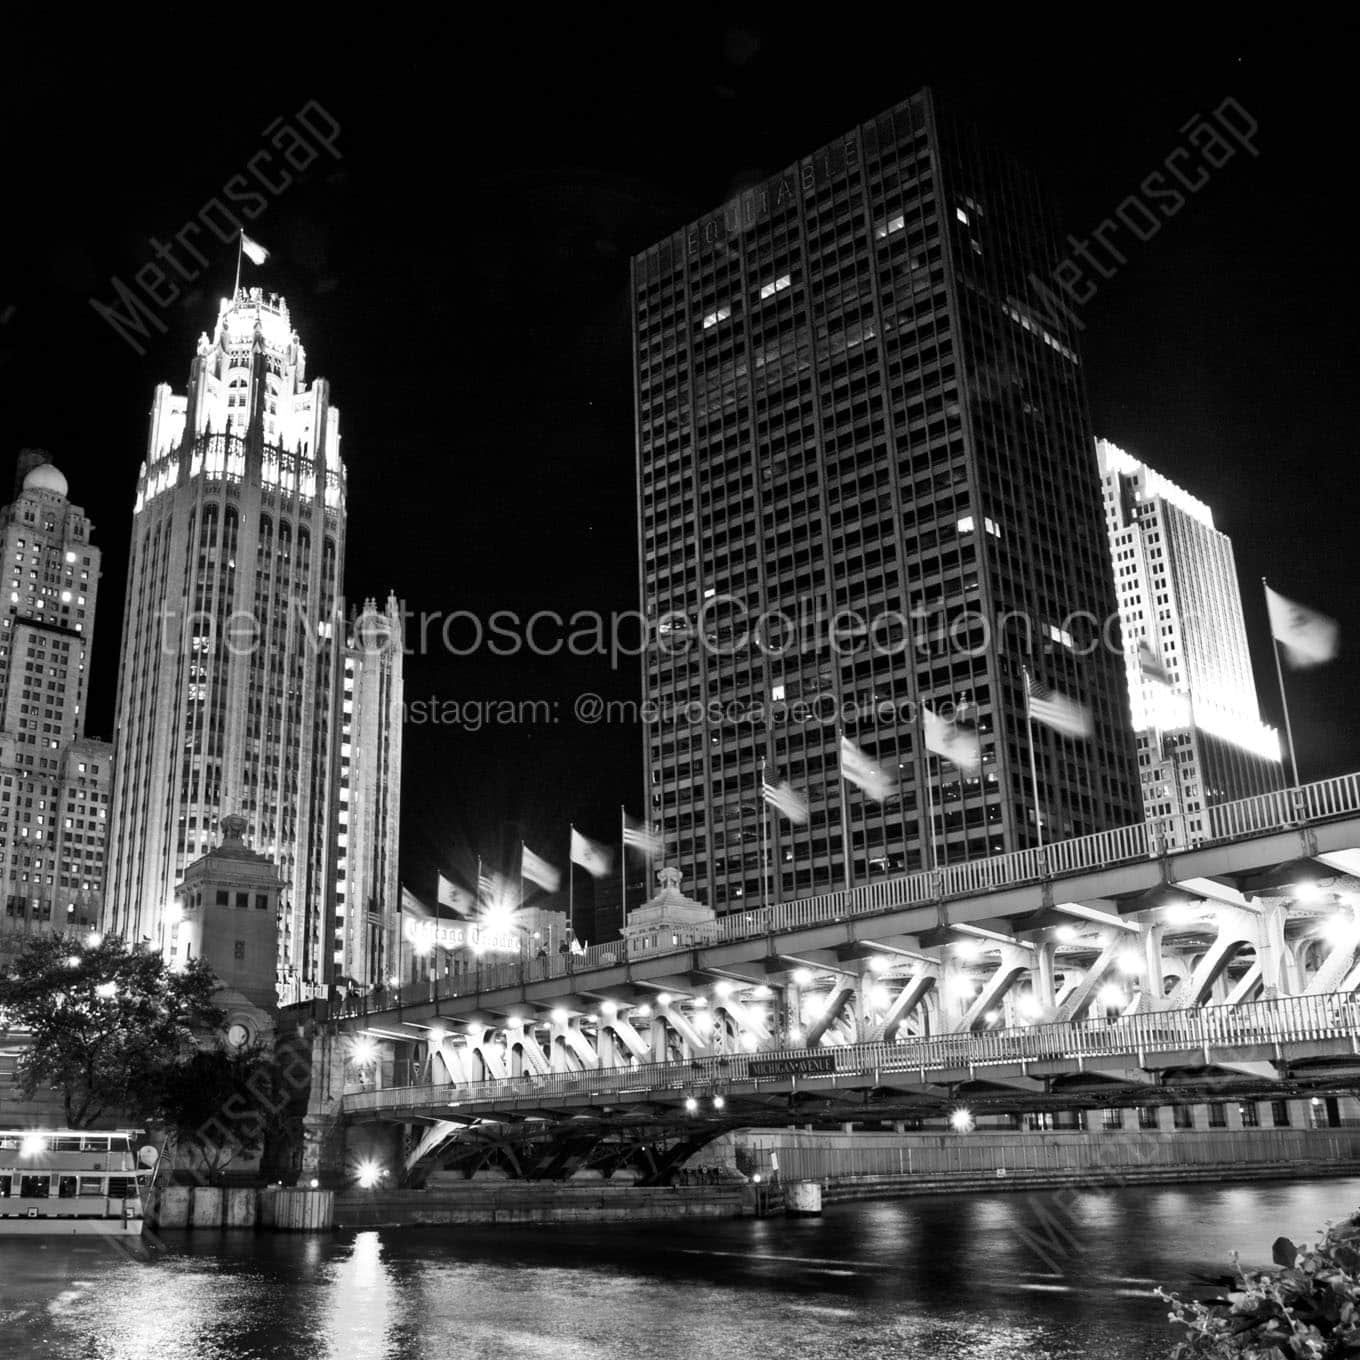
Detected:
left=0, top=19, right=1353, bottom=903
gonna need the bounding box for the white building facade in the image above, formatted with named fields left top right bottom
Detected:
left=1097, top=438, right=1282, bottom=844
left=106, top=290, right=347, bottom=992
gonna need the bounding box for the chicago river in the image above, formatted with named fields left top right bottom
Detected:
left=3, top=1177, right=1352, bottom=1358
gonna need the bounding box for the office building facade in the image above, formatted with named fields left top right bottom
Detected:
left=0, top=459, right=108, bottom=942
left=632, top=89, right=1139, bottom=910
left=1097, top=439, right=1281, bottom=842
left=332, top=595, right=404, bottom=988
left=106, top=290, right=346, bottom=992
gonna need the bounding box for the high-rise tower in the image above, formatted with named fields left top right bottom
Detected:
left=632, top=89, right=1140, bottom=910
left=332, top=595, right=404, bottom=989
left=106, top=290, right=346, bottom=991
left=1097, top=438, right=1282, bottom=842
left=0, top=456, right=108, bottom=941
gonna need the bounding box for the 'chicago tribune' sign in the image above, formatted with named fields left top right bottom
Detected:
left=402, top=917, right=518, bottom=955
left=748, top=1052, right=836, bottom=1080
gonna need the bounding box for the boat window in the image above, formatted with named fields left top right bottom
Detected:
left=79, top=1176, right=104, bottom=1196
left=80, top=1136, right=110, bottom=1153
left=58, top=1175, right=79, bottom=1199
left=19, top=1175, right=50, bottom=1198
left=0, top=1175, right=11, bottom=1197
left=51, top=1137, right=82, bottom=1153
left=107, top=1176, right=136, bottom=1199
left=0, top=1136, right=19, bottom=1151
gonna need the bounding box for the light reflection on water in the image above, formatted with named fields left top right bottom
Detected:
left=2, top=1178, right=1357, bottom=1360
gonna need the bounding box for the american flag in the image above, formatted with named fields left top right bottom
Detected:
left=1137, top=636, right=1173, bottom=686
left=1025, top=674, right=1093, bottom=740
left=761, top=774, right=810, bottom=824
left=840, top=736, right=896, bottom=800
left=622, top=815, right=664, bottom=857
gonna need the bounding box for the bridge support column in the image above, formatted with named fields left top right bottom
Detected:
left=1190, top=1104, right=1212, bottom=1131
left=1155, top=1106, right=1176, bottom=1133
left=300, top=1026, right=348, bottom=1186
left=1224, top=1102, right=1244, bottom=1130
left=1287, top=1099, right=1314, bottom=1129
left=1120, top=1107, right=1141, bottom=1132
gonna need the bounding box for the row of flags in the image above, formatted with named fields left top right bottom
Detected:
left=423, top=583, right=1340, bottom=911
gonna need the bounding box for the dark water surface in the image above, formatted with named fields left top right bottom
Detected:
left=2, top=1178, right=1356, bottom=1359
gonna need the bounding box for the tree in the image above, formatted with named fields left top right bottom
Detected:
left=1162, top=1210, right=1360, bottom=1357
left=156, top=1042, right=305, bottom=1183
left=0, top=933, right=222, bottom=1127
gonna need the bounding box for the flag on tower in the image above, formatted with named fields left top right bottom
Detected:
left=922, top=707, right=982, bottom=773
left=476, top=867, right=497, bottom=902
left=622, top=815, right=663, bottom=858
left=839, top=736, right=895, bottom=801
left=1137, top=636, right=1173, bottom=686
left=435, top=873, right=475, bottom=916
left=762, top=773, right=810, bottom=824
left=570, top=828, right=613, bottom=878
left=1025, top=674, right=1093, bottom=740
left=1265, top=586, right=1339, bottom=669
left=240, top=232, right=270, bottom=266
left=521, top=845, right=561, bottom=893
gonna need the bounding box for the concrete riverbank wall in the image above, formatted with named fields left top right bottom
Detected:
left=335, top=1183, right=750, bottom=1228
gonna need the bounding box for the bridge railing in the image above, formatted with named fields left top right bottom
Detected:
left=357, top=772, right=1360, bottom=1015
left=343, top=991, right=1360, bottom=1115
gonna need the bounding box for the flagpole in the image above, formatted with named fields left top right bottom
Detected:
left=758, top=757, right=769, bottom=912
left=567, top=824, right=575, bottom=939
left=1022, top=667, right=1044, bottom=847
left=619, top=805, right=626, bottom=920
left=233, top=230, right=243, bottom=299
left=835, top=721, right=853, bottom=892
left=918, top=708, right=937, bottom=872
left=1263, top=577, right=1301, bottom=787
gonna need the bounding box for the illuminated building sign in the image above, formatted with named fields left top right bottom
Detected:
left=402, top=917, right=519, bottom=955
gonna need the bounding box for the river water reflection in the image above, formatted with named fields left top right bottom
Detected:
left=3, top=1177, right=1357, bottom=1359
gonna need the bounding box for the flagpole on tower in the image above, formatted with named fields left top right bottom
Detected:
left=1022, top=666, right=1044, bottom=847
left=233, top=230, right=244, bottom=299
left=1263, top=577, right=1302, bottom=787
left=619, top=806, right=626, bottom=920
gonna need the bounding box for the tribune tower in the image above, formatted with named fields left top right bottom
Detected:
left=106, top=290, right=346, bottom=993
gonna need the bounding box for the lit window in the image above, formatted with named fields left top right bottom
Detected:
left=956, top=515, right=975, bottom=534
left=758, top=274, right=792, bottom=300
left=771, top=684, right=785, bottom=701
left=701, top=305, right=731, bottom=330
left=874, top=214, right=905, bottom=240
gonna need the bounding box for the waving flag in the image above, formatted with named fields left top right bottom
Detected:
left=622, top=815, right=663, bottom=858
left=840, top=736, right=895, bottom=801
left=521, top=845, right=561, bottom=893
left=436, top=873, right=475, bottom=916
left=1138, top=636, right=1173, bottom=686
left=1266, top=586, right=1339, bottom=669
left=762, top=774, right=810, bottom=824
left=922, top=707, right=982, bottom=773
left=570, top=827, right=613, bottom=878
left=1025, top=675, right=1093, bottom=740
left=240, top=232, right=270, bottom=266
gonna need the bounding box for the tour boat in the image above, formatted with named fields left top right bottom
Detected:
left=0, top=1129, right=149, bottom=1234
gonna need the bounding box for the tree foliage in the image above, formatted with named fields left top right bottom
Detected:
left=157, top=1042, right=304, bottom=1182
left=1163, top=1211, right=1360, bottom=1358
left=0, top=933, right=221, bottom=1127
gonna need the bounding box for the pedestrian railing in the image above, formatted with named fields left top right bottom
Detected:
left=350, top=771, right=1360, bottom=1018
left=343, top=991, right=1360, bottom=1115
